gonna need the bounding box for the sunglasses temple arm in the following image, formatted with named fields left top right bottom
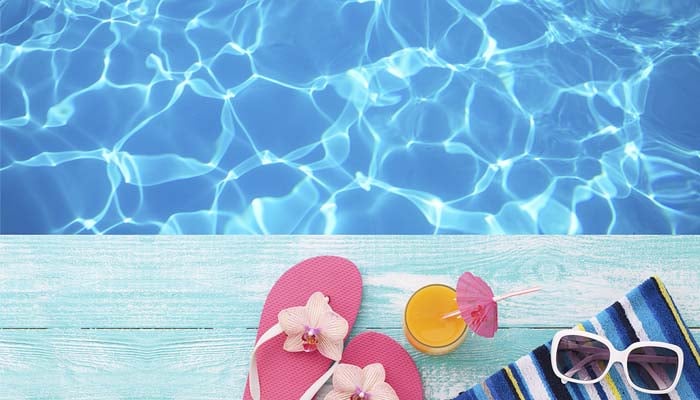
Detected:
left=562, top=353, right=608, bottom=378
left=640, top=361, right=673, bottom=390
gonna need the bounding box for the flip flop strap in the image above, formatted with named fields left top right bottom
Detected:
left=301, top=360, right=339, bottom=399
left=248, top=323, right=339, bottom=400
left=248, top=323, right=283, bottom=400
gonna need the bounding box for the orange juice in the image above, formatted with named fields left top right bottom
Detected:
left=404, top=284, right=467, bottom=355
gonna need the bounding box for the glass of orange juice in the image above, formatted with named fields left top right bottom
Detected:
left=403, top=284, right=468, bottom=355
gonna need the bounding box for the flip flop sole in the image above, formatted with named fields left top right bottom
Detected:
left=340, top=332, right=424, bottom=400
left=243, top=256, right=363, bottom=399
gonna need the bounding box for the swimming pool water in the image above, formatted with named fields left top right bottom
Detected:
left=1, top=0, right=699, bottom=234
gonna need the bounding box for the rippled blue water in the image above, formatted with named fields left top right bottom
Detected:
left=1, top=0, right=699, bottom=234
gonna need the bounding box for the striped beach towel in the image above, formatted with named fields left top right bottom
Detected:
left=454, top=277, right=700, bottom=400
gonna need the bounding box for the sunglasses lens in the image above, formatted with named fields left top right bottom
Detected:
left=556, top=335, right=611, bottom=381
left=627, top=346, right=680, bottom=392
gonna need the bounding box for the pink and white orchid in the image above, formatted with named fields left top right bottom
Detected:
left=325, top=363, right=399, bottom=400
left=277, top=291, right=349, bottom=361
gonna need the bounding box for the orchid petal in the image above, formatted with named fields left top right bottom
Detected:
left=332, top=364, right=363, bottom=392
left=317, top=334, right=344, bottom=361
left=370, top=382, right=399, bottom=400
left=282, top=332, right=304, bottom=353
left=305, top=292, right=330, bottom=327
left=361, top=363, right=386, bottom=391
left=318, top=311, right=349, bottom=341
left=278, top=306, right=306, bottom=335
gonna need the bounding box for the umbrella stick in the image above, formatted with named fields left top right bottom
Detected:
left=492, top=287, right=541, bottom=302
left=442, top=310, right=462, bottom=319
left=441, top=287, right=541, bottom=319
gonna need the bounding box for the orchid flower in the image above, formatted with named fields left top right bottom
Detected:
left=325, top=363, right=399, bottom=400
left=278, top=292, right=348, bottom=361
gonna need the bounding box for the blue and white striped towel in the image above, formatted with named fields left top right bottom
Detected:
left=454, top=277, right=700, bottom=400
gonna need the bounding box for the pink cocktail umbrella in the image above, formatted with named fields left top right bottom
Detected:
left=442, top=272, right=541, bottom=338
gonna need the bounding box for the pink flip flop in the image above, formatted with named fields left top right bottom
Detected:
left=323, top=332, right=424, bottom=400
left=244, top=256, right=363, bottom=400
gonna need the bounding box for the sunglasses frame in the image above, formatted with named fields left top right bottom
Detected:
left=551, top=329, right=684, bottom=395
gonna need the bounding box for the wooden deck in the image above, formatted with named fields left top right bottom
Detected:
left=1, top=236, right=698, bottom=399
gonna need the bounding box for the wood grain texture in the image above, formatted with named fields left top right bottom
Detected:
left=3, top=327, right=662, bottom=400
left=0, top=236, right=698, bottom=328
left=0, top=236, right=698, bottom=399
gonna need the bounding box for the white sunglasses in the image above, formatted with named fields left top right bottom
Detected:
left=551, top=330, right=684, bottom=395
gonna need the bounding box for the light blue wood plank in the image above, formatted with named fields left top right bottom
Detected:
left=0, top=327, right=611, bottom=400
left=0, top=236, right=698, bottom=328
left=4, top=327, right=699, bottom=399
